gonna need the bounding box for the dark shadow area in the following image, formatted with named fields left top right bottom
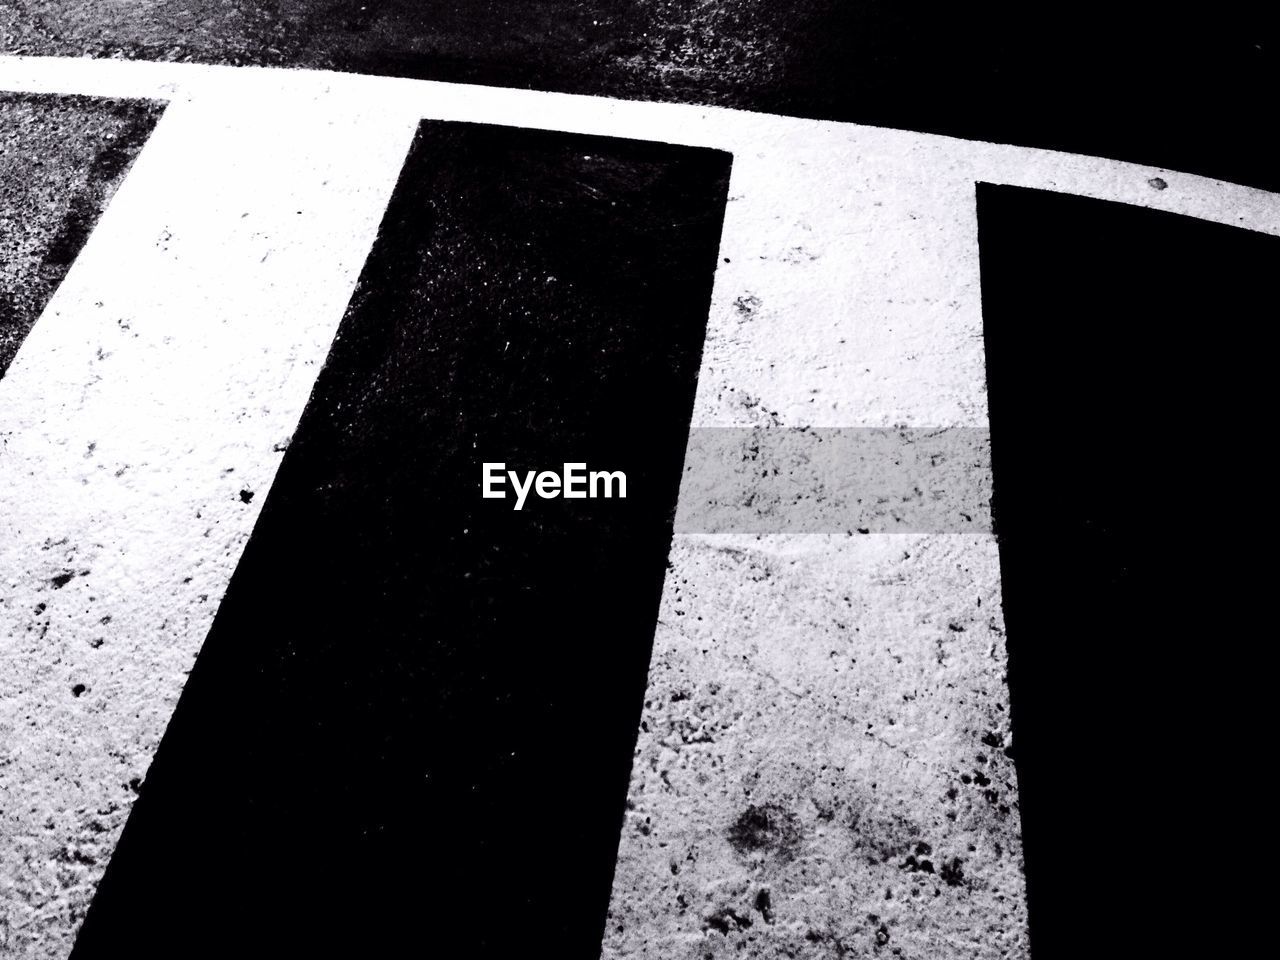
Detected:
left=0, top=93, right=162, bottom=377
left=72, top=121, right=730, bottom=959
left=978, top=183, right=1274, bottom=957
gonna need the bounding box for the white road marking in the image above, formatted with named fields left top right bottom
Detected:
left=0, top=55, right=1275, bottom=958
left=0, top=75, right=417, bottom=954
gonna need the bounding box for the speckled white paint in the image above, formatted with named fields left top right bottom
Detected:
left=1, top=55, right=1276, bottom=958
left=0, top=71, right=418, bottom=954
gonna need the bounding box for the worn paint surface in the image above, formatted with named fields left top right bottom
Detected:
left=1, top=2, right=1275, bottom=190
left=0, top=55, right=1277, bottom=959
left=0, top=77, right=418, bottom=955
left=604, top=535, right=1023, bottom=958
left=0, top=91, right=159, bottom=375
left=70, top=121, right=731, bottom=958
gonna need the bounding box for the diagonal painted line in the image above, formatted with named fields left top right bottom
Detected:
left=0, top=92, right=163, bottom=378
left=0, top=88, right=417, bottom=956
left=70, top=120, right=730, bottom=960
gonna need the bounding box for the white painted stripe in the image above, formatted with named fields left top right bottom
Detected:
left=1, top=58, right=1277, bottom=432
left=0, top=54, right=1275, bottom=957
left=0, top=82, right=416, bottom=954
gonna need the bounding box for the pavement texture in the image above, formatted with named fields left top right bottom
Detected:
left=603, top=534, right=1025, bottom=959
left=0, top=54, right=1278, bottom=960
left=0, top=82, right=418, bottom=956
left=1, top=2, right=1276, bottom=191
left=0, top=91, right=160, bottom=375
left=65, top=121, right=732, bottom=959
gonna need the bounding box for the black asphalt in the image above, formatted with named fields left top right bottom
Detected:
left=978, top=184, right=1275, bottom=959
left=71, top=121, right=730, bottom=959
left=1, top=2, right=1275, bottom=191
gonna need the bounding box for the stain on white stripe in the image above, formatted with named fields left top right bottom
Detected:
left=0, top=55, right=1277, bottom=959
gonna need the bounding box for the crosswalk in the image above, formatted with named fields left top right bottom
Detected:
left=1, top=54, right=1277, bottom=959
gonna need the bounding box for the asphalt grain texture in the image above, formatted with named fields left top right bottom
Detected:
left=0, top=92, right=160, bottom=377
left=1, top=2, right=1276, bottom=192
left=70, top=122, right=731, bottom=959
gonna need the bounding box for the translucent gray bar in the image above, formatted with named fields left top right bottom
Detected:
left=674, top=428, right=992, bottom=533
